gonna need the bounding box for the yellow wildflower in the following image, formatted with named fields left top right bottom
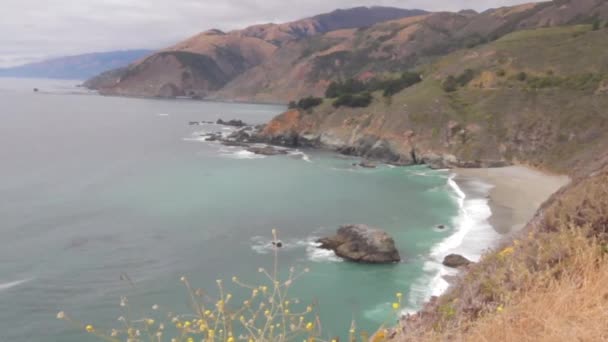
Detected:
left=208, top=329, right=215, bottom=338
left=146, top=319, right=155, bottom=326
left=85, top=325, right=94, bottom=333
left=184, top=321, right=191, bottom=328
left=499, top=246, right=515, bottom=258
left=187, top=338, right=194, bottom=342
left=227, top=337, right=235, bottom=342
left=392, top=302, right=400, bottom=310
left=305, top=322, right=314, bottom=331
left=497, top=305, right=504, bottom=313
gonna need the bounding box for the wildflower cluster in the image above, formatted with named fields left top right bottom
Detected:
left=57, top=230, right=406, bottom=341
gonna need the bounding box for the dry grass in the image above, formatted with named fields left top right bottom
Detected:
left=396, top=224, right=608, bottom=342
left=443, top=229, right=608, bottom=342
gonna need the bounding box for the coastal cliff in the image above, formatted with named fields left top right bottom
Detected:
left=256, top=24, right=608, bottom=173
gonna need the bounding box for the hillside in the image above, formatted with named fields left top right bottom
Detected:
left=87, top=0, right=608, bottom=101
left=86, top=7, right=426, bottom=98
left=257, top=24, right=608, bottom=173
left=216, top=0, right=608, bottom=102
left=0, top=50, right=152, bottom=80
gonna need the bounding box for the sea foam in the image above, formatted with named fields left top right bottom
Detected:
left=0, top=278, right=33, bottom=292
left=406, top=174, right=497, bottom=311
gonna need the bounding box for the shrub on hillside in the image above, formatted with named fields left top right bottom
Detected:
left=442, top=76, right=459, bottom=92
left=382, top=72, right=422, bottom=97
left=442, top=69, right=475, bottom=92
left=294, top=96, right=323, bottom=110
left=332, top=92, right=373, bottom=108
left=325, top=79, right=367, bottom=98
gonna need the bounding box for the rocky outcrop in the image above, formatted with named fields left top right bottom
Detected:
left=247, top=146, right=289, bottom=156
left=443, top=254, right=472, bottom=268
left=317, top=225, right=401, bottom=264
left=217, top=119, right=247, bottom=127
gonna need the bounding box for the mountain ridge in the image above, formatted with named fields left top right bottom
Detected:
left=84, top=6, right=428, bottom=98
left=0, top=50, right=153, bottom=80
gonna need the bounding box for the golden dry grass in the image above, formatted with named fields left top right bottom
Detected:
left=396, top=225, right=608, bottom=342
left=448, top=233, right=608, bottom=342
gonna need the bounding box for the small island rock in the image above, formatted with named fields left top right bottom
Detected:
left=317, top=224, right=401, bottom=264
left=217, top=119, right=247, bottom=127
left=442, top=254, right=472, bottom=268
left=247, top=146, right=289, bottom=156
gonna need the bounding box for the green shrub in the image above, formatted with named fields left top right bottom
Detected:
left=516, top=72, right=528, bottom=81
left=295, top=97, right=323, bottom=110
left=332, top=92, right=373, bottom=108
left=382, top=72, right=422, bottom=97
left=456, top=69, right=475, bottom=86
left=442, top=75, right=459, bottom=92
left=496, top=69, right=506, bottom=77
left=592, top=19, right=601, bottom=31
left=324, top=79, right=367, bottom=98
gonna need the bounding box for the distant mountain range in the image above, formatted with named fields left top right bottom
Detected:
left=0, top=50, right=154, bottom=80
left=84, top=1, right=608, bottom=102
left=84, top=6, right=428, bottom=98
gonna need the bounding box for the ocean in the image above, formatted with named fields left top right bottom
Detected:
left=0, top=78, right=498, bottom=341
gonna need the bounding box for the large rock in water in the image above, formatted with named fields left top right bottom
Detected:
left=317, top=225, right=401, bottom=263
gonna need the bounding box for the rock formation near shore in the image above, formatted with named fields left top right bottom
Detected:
left=317, top=225, right=401, bottom=263
left=443, top=254, right=472, bottom=268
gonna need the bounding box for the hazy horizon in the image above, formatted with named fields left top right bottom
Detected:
left=2, top=0, right=544, bottom=68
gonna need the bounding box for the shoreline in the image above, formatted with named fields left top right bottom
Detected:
left=454, top=166, right=570, bottom=236
left=406, top=165, right=570, bottom=312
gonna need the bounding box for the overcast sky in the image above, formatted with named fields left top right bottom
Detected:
left=1, top=0, right=543, bottom=67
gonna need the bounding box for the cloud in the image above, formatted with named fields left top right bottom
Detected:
left=0, top=0, right=542, bottom=67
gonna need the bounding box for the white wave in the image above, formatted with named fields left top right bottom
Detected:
left=306, top=241, right=343, bottom=263
left=406, top=174, right=498, bottom=311
left=221, top=150, right=265, bottom=160
left=182, top=137, right=208, bottom=142
left=0, top=278, right=33, bottom=292
left=157, top=113, right=170, bottom=117
left=289, top=150, right=312, bottom=163
left=250, top=236, right=342, bottom=263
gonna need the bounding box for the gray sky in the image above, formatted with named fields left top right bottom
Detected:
left=1, top=0, right=543, bottom=67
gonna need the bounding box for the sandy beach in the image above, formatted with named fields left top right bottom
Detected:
left=455, top=166, right=570, bottom=235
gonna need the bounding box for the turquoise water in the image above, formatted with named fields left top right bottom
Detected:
left=0, top=79, right=465, bottom=341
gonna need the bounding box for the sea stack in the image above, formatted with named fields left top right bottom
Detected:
left=317, top=224, right=401, bottom=264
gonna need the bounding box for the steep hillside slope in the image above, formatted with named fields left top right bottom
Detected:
left=257, top=24, right=608, bottom=174
left=0, top=50, right=152, bottom=80
left=86, top=7, right=426, bottom=98
left=216, top=0, right=608, bottom=102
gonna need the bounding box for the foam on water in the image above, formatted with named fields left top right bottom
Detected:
left=405, top=174, right=497, bottom=312
left=221, top=150, right=265, bottom=160
left=157, top=113, right=170, bottom=117
left=250, top=236, right=343, bottom=262
left=289, top=150, right=312, bottom=163
left=0, top=278, right=33, bottom=292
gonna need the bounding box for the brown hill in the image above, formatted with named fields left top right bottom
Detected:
left=215, top=0, right=608, bottom=102
left=86, top=6, right=427, bottom=98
